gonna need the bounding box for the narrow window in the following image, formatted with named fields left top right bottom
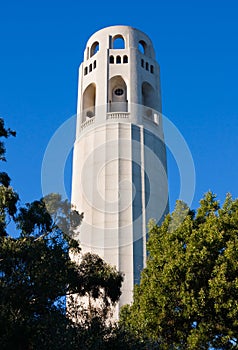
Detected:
left=150, top=65, right=154, bottom=74
left=141, top=59, right=144, bottom=68
left=110, top=55, right=114, bottom=64
left=142, top=82, right=156, bottom=118
left=146, top=62, right=149, bottom=71
left=82, top=83, right=96, bottom=122
left=94, top=60, right=96, bottom=69
left=138, top=40, right=147, bottom=54
left=89, top=64, right=92, bottom=72
left=116, top=56, right=121, bottom=64
left=123, top=55, right=128, bottom=63
left=84, top=67, right=88, bottom=75
left=90, top=41, right=99, bottom=57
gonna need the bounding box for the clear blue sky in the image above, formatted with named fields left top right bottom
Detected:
left=1, top=0, right=238, bottom=211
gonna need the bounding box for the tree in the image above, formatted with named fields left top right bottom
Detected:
left=0, top=193, right=125, bottom=349
left=120, top=192, right=238, bottom=349
left=0, top=118, right=18, bottom=236
left=0, top=118, right=125, bottom=349
left=0, top=117, right=16, bottom=162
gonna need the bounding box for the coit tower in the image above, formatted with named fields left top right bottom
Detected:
left=71, top=25, right=168, bottom=314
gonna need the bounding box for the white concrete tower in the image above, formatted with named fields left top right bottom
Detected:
left=71, top=25, right=168, bottom=313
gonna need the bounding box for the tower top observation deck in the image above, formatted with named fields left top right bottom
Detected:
left=76, top=25, right=163, bottom=140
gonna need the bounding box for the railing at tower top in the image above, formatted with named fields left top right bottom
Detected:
left=81, top=116, right=95, bottom=130
left=80, top=106, right=161, bottom=131
left=106, top=112, right=130, bottom=119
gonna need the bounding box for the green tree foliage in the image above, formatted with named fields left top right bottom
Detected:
left=1, top=191, right=123, bottom=349
left=0, top=118, right=16, bottom=162
left=0, top=118, right=18, bottom=236
left=0, top=118, right=127, bottom=349
left=120, top=193, right=238, bottom=349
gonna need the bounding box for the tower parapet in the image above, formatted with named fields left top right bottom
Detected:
left=76, top=26, right=163, bottom=139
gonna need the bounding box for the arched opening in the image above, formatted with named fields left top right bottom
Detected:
left=108, top=76, right=128, bottom=112
left=123, top=55, right=128, bottom=63
left=150, top=65, right=154, bottom=74
left=116, top=55, right=121, bottom=64
left=138, top=40, right=147, bottom=54
left=84, top=67, right=88, bottom=76
left=90, top=41, right=99, bottom=57
left=110, top=55, right=114, bottom=64
left=141, top=59, right=144, bottom=68
left=112, top=35, right=125, bottom=49
left=94, top=60, right=97, bottom=69
left=142, top=82, right=156, bottom=119
left=89, top=64, right=92, bottom=72
left=146, top=62, right=149, bottom=71
left=82, top=83, right=96, bottom=122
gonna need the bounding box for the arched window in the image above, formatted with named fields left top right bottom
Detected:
left=89, top=64, right=92, bottom=72
left=142, top=82, right=156, bottom=119
left=142, top=82, right=159, bottom=124
left=145, top=62, right=149, bottom=71
left=108, top=76, right=128, bottom=112
left=116, top=56, right=121, bottom=64
left=94, top=60, right=97, bottom=69
left=82, top=83, right=96, bottom=122
left=141, top=59, right=144, bottom=68
left=112, top=35, right=125, bottom=49
left=123, top=55, right=128, bottom=63
left=110, top=55, right=114, bottom=64
left=84, top=67, right=88, bottom=76
left=90, top=41, right=99, bottom=57
left=150, top=65, right=154, bottom=74
left=138, top=40, right=147, bottom=54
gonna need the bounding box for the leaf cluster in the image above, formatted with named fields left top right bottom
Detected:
left=120, top=193, right=238, bottom=349
left=0, top=118, right=130, bottom=349
left=0, top=117, right=16, bottom=162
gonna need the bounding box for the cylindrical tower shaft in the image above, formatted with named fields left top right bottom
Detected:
left=71, top=25, right=169, bottom=315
